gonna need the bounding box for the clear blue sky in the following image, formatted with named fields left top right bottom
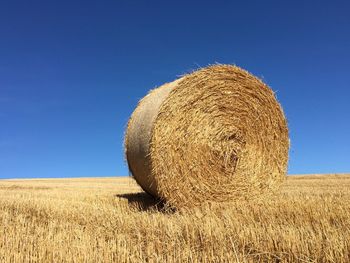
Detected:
left=1, top=0, right=349, bottom=179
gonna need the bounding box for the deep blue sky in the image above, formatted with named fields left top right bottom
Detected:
left=1, top=0, right=349, bottom=179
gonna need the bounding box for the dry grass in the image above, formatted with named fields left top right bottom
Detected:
left=0, top=174, right=349, bottom=262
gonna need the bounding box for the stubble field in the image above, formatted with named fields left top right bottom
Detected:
left=0, top=174, right=349, bottom=262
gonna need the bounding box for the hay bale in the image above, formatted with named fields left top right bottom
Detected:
left=125, top=65, right=289, bottom=207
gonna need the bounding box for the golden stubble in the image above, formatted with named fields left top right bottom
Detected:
left=0, top=174, right=349, bottom=262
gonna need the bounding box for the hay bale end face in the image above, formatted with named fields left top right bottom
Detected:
left=125, top=65, right=289, bottom=208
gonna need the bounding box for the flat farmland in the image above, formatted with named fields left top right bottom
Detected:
left=0, top=174, right=349, bottom=262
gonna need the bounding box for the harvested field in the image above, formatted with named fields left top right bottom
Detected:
left=0, top=174, right=349, bottom=262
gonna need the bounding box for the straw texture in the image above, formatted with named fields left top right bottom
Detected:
left=125, top=65, right=289, bottom=207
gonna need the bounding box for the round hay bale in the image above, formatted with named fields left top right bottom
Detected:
left=125, top=64, right=289, bottom=208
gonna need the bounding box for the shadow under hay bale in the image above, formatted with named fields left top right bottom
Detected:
left=116, top=192, right=169, bottom=212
